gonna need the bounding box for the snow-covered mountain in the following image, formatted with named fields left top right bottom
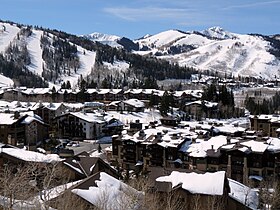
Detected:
left=0, top=21, right=98, bottom=88
left=199, top=26, right=238, bottom=40
left=81, top=32, right=122, bottom=48
left=130, top=27, right=280, bottom=79
left=1, top=20, right=280, bottom=88
left=0, top=21, right=131, bottom=89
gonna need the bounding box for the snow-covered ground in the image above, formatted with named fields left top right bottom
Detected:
left=0, top=23, right=20, bottom=53
left=103, top=60, right=129, bottom=72
left=27, top=30, right=44, bottom=76
left=49, top=46, right=96, bottom=89
left=171, top=34, right=279, bottom=79
left=0, top=74, right=14, bottom=87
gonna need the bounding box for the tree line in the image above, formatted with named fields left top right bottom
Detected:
left=245, top=91, right=280, bottom=115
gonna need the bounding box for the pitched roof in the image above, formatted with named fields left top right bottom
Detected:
left=72, top=172, right=143, bottom=209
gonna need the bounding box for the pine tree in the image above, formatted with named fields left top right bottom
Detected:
left=66, top=80, right=71, bottom=89
left=160, top=91, right=172, bottom=116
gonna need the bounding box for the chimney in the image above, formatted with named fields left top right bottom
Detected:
left=211, top=145, right=214, bottom=150
left=155, top=132, right=162, bottom=141
left=139, top=130, right=145, bottom=138
left=226, top=135, right=231, bottom=144
left=14, top=111, right=20, bottom=119
left=192, top=138, right=196, bottom=144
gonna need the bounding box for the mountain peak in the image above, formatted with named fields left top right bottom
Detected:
left=82, top=32, right=121, bottom=42
left=201, top=26, right=237, bottom=40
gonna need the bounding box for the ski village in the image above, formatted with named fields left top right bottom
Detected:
left=0, top=20, right=280, bottom=210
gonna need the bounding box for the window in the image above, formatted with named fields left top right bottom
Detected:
left=251, top=170, right=259, bottom=176
left=253, top=162, right=260, bottom=167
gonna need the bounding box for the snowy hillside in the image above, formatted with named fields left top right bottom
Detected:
left=2, top=20, right=280, bottom=87
left=0, top=74, right=14, bottom=87
left=0, top=22, right=20, bottom=53
left=167, top=34, right=280, bottom=79
left=0, top=21, right=99, bottom=88
left=133, top=27, right=280, bottom=80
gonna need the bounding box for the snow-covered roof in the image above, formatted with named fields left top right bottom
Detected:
left=0, top=113, right=19, bottom=125
left=84, top=101, right=104, bottom=107
left=108, top=101, right=121, bottom=107
left=228, top=178, right=258, bottom=209
left=185, top=135, right=238, bottom=158
left=72, top=172, right=143, bottom=210
left=250, top=114, right=280, bottom=123
left=107, top=109, right=161, bottom=125
left=1, top=148, right=62, bottom=163
left=240, top=140, right=268, bottom=153
left=92, top=89, right=122, bottom=95
left=156, top=171, right=226, bottom=196
left=215, top=124, right=246, bottom=134
left=21, top=88, right=51, bottom=95
left=69, top=112, right=105, bottom=124
left=267, top=138, right=280, bottom=153
left=123, top=99, right=145, bottom=108
left=185, top=100, right=218, bottom=108
left=31, top=102, right=63, bottom=111
left=21, top=115, right=45, bottom=125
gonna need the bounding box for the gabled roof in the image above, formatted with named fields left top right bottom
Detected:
left=64, top=157, right=99, bottom=177
left=72, top=172, right=143, bottom=209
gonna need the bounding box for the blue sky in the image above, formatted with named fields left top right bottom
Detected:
left=1, top=0, right=279, bottom=39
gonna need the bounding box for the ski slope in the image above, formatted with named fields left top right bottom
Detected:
left=0, top=23, right=20, bottom=53
left=27, top=30, right=44, bottom=76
